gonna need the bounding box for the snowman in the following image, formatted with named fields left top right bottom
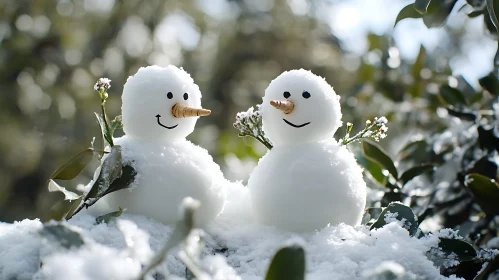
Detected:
left=98, top=65, right=226, bottom=227
left=248, top=69, right=367, bottom=232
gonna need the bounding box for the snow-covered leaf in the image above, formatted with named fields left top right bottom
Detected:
left=464, top=173, right=499, bottom=216
left=110, top=115, right=123, bottom=136
left=48, top=179, right=81, bottom=201
left=100, top=164, right=136, bottom=198
left=49, top=148, right=94, bottom=180
left=370, top=202, right=418, bottom=236
left=85, top=145, right=123, bottom=200
left=265, top=244, right=305, bottom=280
left=362, top=140, right=398, bottom=179
left=399, top=164, right=434, bottom=186
left=40, top=224, right=84, bottom=249
left=95, top=207, right=123, bottom=224
left=394, top=4, right=422, bottom=27
left=438, top=238, right=477, bottom=262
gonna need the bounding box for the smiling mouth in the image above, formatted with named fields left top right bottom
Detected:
left=283, top=119, right=311, bottom=128
left=156, top=114, right=178, bottom=129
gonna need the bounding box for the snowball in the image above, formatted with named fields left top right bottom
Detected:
left=248, top=139, right=366, bottom=232
left=261, top=69, right=342, bottom=146
left=121, top=65, right=203, bottom=142
left=96, top=135, right=226, bottom=227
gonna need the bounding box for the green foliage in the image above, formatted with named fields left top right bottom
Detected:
left=465, top=173, right=499, bottom=217
left=399, top=164, right=434, bottom=185
left=265, top=244, right=306, bottom=280
left=49, top=149, right=95, bottom=181
left=362, top=140, right=398, bottom=179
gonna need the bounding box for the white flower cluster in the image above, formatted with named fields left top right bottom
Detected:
left=94, top=78, right=112, bottom=103
left=233, top=105, right=273, bottom=149
left=94, top=78, right=111, bottom=92
left=341, top=116, right=389, bottom=145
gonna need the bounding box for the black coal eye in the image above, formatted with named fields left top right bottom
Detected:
left=183, top=93, right=188, bottom=100
left=167, top=92, right=173, bottom=99
left=283, top=91, right=291, bottom=98
left=302, top=91, right=311, bottom=99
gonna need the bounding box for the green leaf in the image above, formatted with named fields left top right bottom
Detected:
left=467, top=9, right=485, bottom=17
left=362, top=207, right=383, bottom=225
left=446, top=107, right=477, bottom=121
left=370, top=202, right=418, bottom=236
left=486, top=0, right=499, bottom=35
left=85, top=145, right=123, bottom=200
left=395, top=4, right=423, bottom=27
left=464, top=173, right=499, bottom=216
left=40, top=224, right=84, bottom=249
left=65, top=197, right=83, bottom=220
left=49, top=148, right=94, bottom=180
left=357, top=153, right=388, bottom=187
left=265, top=244, right=306, bottom=280
left=479, top=72, right=499, bottom=95
left=95, top=207, right=123, bottom=224
left=399, top=164, right=434, bottom=185
left=438, top=85, right=468, bottom=107
left=415, top=0, right=432, bottom=14
left=422, top=0, right=458, bottom=28
left=362, top=140, right=398, bottom=179
left=48, top=179, right=82, bottom=201
left=438, top=238, right=477, bottom=262
left=95, top=112, right=114, bottom=147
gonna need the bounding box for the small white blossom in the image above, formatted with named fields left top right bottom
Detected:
left=234, top=105, right=273, bottom=149
left=94, top=78, right=111, bottom=92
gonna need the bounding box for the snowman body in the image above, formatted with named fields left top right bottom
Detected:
left=248, top=69, right=367, bottom=232
left=97, top=65, right=225, bottom=226
left=249, top=140, right=366, bottom=232
left=104, top=137, right=225, bottom=226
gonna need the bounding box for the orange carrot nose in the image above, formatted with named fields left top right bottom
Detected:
left=270, top=100, right=294, bottom=114
left=172, top=104, right=211, bottom=118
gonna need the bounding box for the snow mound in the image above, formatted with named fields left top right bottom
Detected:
left=1, top=183, right=457, bottom=280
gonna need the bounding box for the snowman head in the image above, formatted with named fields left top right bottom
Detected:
left=262, top=69, right=342, bottom=146
left=122, top=65, right=210, bottom=142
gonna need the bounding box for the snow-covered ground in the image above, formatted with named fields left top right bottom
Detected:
left=0, top=183, right=464, bottom=280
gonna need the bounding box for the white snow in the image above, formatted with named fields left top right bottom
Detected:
left=0, top=183, right=457, bottom=280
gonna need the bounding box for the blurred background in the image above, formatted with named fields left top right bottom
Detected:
left=0, top=0, right=496, bottom=222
